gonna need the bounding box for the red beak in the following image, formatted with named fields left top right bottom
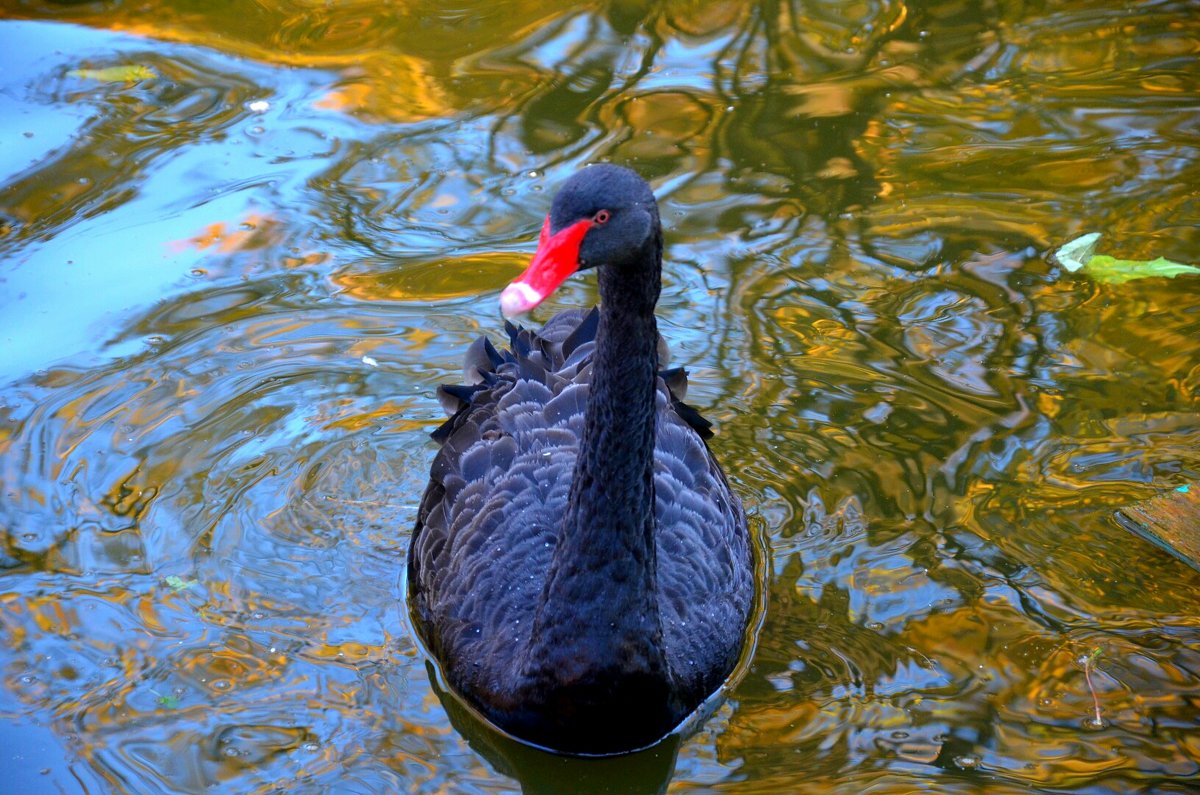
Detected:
left=500, top=216, right=592, bottom=317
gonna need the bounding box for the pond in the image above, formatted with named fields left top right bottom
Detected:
left=1, top=0, right=1198, bottom=792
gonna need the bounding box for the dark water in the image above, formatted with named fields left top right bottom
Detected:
left=1, top=1, right=1198, bottom=792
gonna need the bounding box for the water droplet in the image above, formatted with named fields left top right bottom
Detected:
left=953, top=754, right=980, bottom=769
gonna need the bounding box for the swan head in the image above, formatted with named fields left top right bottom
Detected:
left=501, top=165, right=660, bottom=318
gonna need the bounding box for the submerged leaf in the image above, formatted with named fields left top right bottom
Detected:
left=1054, top=233, right=1200, bottom=283
left=68, top=65, right=156, bottom=83
left=151, top=688, right=181, bottom=708
left=165, top=575, right=198, bottom=592
left=1083, top=254, right=1200, bottom=284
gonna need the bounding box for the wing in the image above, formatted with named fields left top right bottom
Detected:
left=408, top=307, right=751, bottom=701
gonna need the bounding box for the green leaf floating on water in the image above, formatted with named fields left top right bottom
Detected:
left=1054, top=232, right=1102, bottom=272
left=1054, top=233, right=1200, bottom=284
left=68, top=65, right=156, bottom=83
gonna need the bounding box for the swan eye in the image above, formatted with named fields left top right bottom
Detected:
left=593, top=209, right=610, bottom=224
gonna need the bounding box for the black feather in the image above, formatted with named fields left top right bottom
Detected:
left=408, top=165, right=752, bottom=756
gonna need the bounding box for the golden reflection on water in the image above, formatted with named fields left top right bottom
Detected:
left=334, top=253, right=528, bottom=303
left=1, top=0, right=1199, bottom=792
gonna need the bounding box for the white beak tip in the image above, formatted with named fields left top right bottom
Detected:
left=499, top=281, right=544, bottom=318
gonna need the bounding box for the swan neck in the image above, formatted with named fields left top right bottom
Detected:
left=522, top=247, right=667, bottom=690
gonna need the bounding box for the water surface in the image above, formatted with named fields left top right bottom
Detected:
left=1, top=1, right=1198, bottom=792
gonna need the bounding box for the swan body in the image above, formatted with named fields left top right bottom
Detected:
left=407, top=165, right=752, bottom=755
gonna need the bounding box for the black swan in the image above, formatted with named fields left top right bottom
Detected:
left=408, top=164, right=753, bottom=755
